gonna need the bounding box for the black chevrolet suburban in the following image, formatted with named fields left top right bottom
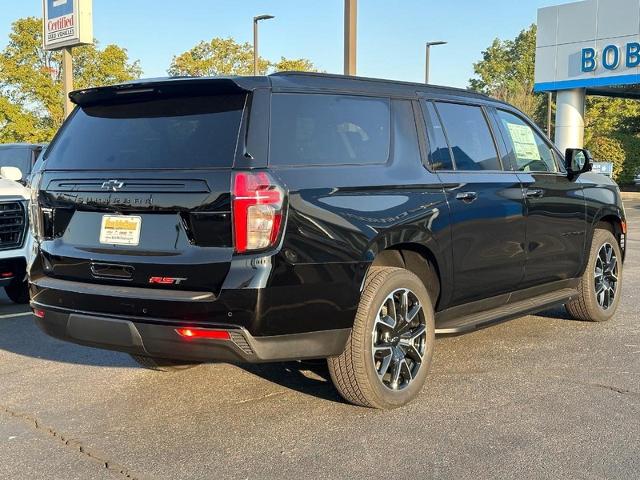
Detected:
left=29, top=73, right=626, bottom=409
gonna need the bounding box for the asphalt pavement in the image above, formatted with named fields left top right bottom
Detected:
left=1, top=202, right=639, bottom=480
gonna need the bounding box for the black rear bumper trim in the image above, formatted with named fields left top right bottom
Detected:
left=32, top=305, right=350, bottom=363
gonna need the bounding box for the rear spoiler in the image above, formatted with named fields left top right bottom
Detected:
left=69, top=76, right=269, bottom=107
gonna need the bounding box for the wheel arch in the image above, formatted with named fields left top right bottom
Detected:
left=575, top=207, right=626, bottom=278
left=367, top=242, right=443, bottom=310
left=590, top=207, right=626, bottom=261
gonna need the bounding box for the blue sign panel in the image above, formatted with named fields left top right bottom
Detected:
left=47, top=0, right=73, bottom=19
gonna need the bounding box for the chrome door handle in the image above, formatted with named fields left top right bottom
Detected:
left=525, top=188, right=544, bottom=199
left=456, top=191, right=478, bottom=202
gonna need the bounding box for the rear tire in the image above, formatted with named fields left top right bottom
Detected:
left=328, top=267, right=435, bottom=409
left=129, top=354, right=200, bottom=372
left=565, top=228, right=622, bottom=322
left=5, top=278, right=29, bottom=304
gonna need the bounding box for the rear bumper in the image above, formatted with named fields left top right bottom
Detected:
left=32, top=306, right=351, bottom=363
left=29, top=259, right=363, bottom=337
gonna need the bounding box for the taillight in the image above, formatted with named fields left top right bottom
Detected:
left=28, top=172, right=43, bottom=241
left=232, top=171, right=284, bottom=253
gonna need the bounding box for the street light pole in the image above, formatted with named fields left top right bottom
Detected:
left=253, top=14, right=275, bottom=75
left=425, top=41, right=447, bottom=84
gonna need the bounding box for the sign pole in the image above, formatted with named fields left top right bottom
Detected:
left=43, top=0, right=93, bottom=119
left=62, top=47, right=73, bottom=118
left=344, top=0, right=357, bottom=75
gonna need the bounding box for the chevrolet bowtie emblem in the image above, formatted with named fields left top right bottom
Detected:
left=101, top=180, right=125, bottom=191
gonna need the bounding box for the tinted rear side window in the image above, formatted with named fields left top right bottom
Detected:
left=45, top=95, right=245, bottom=169
left=270, top=94, right=390, bottom=166
left=435, top=102, right=501, bottom=171
left=423, top=102, right=454, bottom=170
left=391, top=100, right=421, bottom=165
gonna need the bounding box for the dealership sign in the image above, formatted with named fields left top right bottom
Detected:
left=582, top=43, right=640, bottom=72
left=43, top=0, right=93, bottom=50
left=534, top=0, right=640, bottom=92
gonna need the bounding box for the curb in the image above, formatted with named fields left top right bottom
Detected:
left=621, top=191, right=640, bottom=200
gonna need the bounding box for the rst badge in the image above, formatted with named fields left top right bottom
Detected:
left=148, top=277, right=187, bottom=285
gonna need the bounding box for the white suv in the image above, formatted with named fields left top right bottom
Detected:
left=0, top=144, right=42, bottom=303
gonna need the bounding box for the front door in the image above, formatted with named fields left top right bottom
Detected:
left=493, top=109, right=586, bottom=288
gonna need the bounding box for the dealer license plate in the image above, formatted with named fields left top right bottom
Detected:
left=99, top=215, right=141, bottom=246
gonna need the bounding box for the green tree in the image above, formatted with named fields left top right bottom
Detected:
left=272, top=56, right=316, bottom=72
left=584, top=96, right=640, bottom=144
left=469, top=25, right=543, bottom=124
left=168, top=37, right=316, bottom=76
left=0, top=17, right=142, bottom=143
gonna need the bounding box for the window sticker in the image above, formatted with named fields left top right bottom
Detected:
left=506, top=123, right=541, bottom=161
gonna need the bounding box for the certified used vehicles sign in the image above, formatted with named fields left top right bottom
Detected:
left=99, top=215, right=141, bottom=246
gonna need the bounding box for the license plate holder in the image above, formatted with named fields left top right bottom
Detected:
left=99, top=215, right=142, bottom=246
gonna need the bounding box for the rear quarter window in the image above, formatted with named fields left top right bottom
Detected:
left=269, top=93, right=390, bottom=166
left=44, top=94, right=246, bottom=170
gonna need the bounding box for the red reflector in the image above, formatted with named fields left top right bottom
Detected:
left=0, top=272, right=13, bottom=278
left=33, top=309, right=45, bottom=319
left=621, top=221, right=627, bottom=235
left=175, top=328, right=231, bottom=340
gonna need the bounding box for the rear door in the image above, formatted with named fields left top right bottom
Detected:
left=35, top=90, right=248, bottom=294
left=422, top=99, right=526, bottom=306
left=492, top=108, right=586, bottom=287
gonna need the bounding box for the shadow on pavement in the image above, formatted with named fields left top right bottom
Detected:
left=537, top=305, right=577, bottom=321
left=0, top=304, right=346, bottom=402
left=0, top=314, right=135, bottom=368
left=238, top=360, right=348, bottom=405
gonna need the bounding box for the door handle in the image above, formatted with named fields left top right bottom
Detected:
left=455, top=191, right=478, bottom=202
left=525, top=188, right=544, bottom=199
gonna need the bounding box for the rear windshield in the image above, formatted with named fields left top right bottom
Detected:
left=45, top=94, right=245, bottom=170
left=0, top=148, right=33, bottom=175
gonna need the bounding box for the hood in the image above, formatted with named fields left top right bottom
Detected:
left=0, top=178, right=29, bottom=200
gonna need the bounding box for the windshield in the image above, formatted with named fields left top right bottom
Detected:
left=0, top=148, right=33, bottom=175
left=45, top=94, right=246, bottom=170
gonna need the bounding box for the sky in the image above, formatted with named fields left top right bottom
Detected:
left=0, top=0, right=576, bottom=89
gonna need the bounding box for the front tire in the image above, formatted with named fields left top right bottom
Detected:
left=328, top=267, right=435, bottom=409
left=565, top=228, right=622, bottom=322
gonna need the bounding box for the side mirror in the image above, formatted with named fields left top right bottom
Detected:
left=565, top=148, right=593, bottom=178
left=0, top=166, right=23, bottom=182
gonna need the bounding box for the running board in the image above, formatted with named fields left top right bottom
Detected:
left=435, top=288, right=578, bottom=334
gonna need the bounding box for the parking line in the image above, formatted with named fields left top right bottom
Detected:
left=0, top=312, right=33, bottom=319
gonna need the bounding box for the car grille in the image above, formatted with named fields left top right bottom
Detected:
left=0, top=201, right=26, bottom=250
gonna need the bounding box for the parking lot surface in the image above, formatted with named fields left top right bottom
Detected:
left=1, top=202, right=639, bottom=480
